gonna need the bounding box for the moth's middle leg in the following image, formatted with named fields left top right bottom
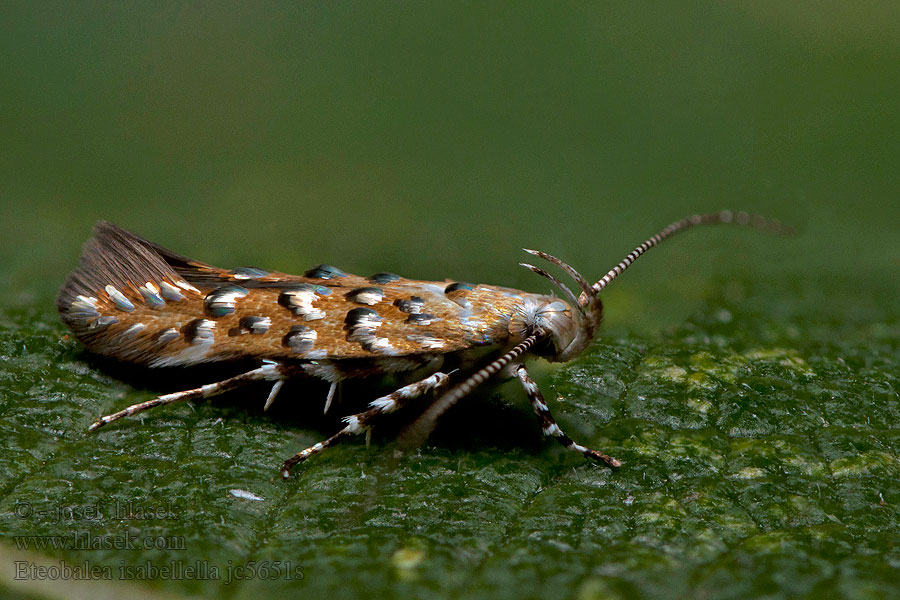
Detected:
left=281, top=371, right=450, bottom=478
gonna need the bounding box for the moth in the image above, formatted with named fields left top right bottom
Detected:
left=58, top=211, right=790, bottom=478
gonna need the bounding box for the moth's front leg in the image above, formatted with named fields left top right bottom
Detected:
left=88, top=362, right=301, bottom=431
left=281, top=371, right=450, bottom=478
left=513, top=364, right=621, bottom=468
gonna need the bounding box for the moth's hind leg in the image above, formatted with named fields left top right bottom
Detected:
left=88, top=362, right=300, bottom=431
left=281, top=371, right=450, bottom=479
left=514, top=364, right=621, bottom=468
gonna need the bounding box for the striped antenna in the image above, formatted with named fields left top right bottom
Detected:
left=518, top=262, right=586, bottom=318
left=403, top=210, right=792, bottom=452
left=401, top=332, right=545, bottom=449
left=585, top=210, right=793, bottom=303
left=523, top=249, right=594, bottom=299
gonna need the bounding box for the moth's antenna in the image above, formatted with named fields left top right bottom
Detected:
left=523, top=249, right=593, bottom=299
left=401, top=332, right=545, bottom=449
left=585, top=210, right=793, bottom=304
left=518, top=262, right=586, bottom=318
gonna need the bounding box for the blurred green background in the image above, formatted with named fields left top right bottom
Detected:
left=2, top=2, right=897, bottom=322
left=2, top=3, right=899, bottom=600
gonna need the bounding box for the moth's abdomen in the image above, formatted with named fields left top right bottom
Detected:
left=58, top=222, right=531, bottom=368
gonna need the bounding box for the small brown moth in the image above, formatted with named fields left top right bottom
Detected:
left=58, top=211, right=790, bottom=478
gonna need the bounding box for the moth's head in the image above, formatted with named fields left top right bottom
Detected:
left=509, top=293, right=603, bottom=362
left=513, top=247, right=606, bottom=361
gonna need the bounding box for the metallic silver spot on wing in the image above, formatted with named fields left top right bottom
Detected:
left=363, top=337, right=397, bottom=355
left=344, top=308, right=383, bottom=341
left=304, top=264, right=346, bottom=279
left=344, top=307, right=382, bottom=329
left=155, top=327, right=180, bottom=344
left=279, top=285, right=327, bottom=320
left=230, top=267, right=269, bottom=280
left=185, top=319, right=215, bottom=345
left=105, top=285, right=134, bottom=312
left=240, top=316, right=271, bottom=335
left=406, top=334, right=446, bottom=349
left=394, top=296, right=425, bottom=314
left=122, top=323, right=146, bottom=337
left=445, top=282, right=475, bottom=293
left=346, top=287, right=384, bottom=306
left=91, top=315, right=119, bottom=329
left=205, top=285, right=249, bottom=317
left=444, top=282, right=476, bottom=310
left=406, top=313, right=440, bottom=325
left=159, top=281, right=185, bottom=302
left=175, top=280, right=202, bottom=294
left=368, top=272, right=401, bottom=284
left=283, top=325, right=317, bottom=353
left=72, top=295, right=100, bottom=316
left=139, top=282, right=166, bottom=308
left=344, top=308, right=392, bottom=353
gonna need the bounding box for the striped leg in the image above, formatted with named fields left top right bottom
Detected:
left=514, top=364, right=621, bottom=468
left=281, top=371, right=449, bottom=478
left=88, top=362, right=298, bottom=431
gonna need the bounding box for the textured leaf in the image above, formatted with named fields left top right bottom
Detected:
left=2, top=3, right=900, bottom=598
left=1, top=273, right=898, bottom=599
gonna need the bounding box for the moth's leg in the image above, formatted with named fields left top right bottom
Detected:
left=281, top=371, right=450, bottom=478
left=322, top=381, right=339, bottom=414
left=88, top=362, right=300, bottom=431
left=514, top=364, right=621, bottom=468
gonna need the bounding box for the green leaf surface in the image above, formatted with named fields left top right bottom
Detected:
left=2, top=273, right=898, bottom=600
left=3, top=3, right=900, bottom=598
